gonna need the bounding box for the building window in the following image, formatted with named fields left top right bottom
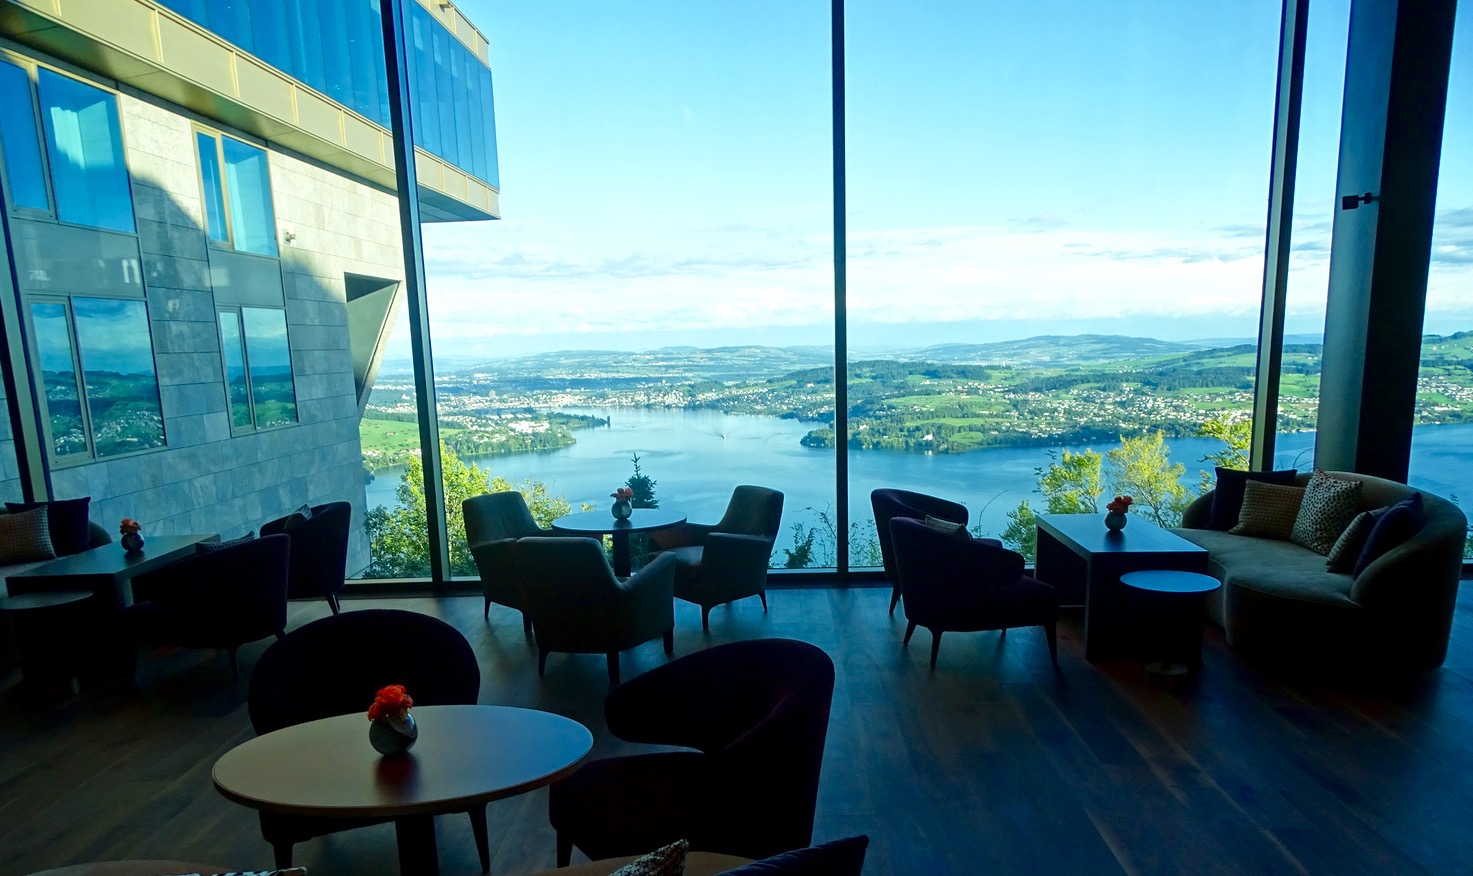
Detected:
left=195, top=131, right=279, bottom=257
left=218, top=307, right=298, bottom=432
left=0, top=59, right=49, bottom=212
left=36, top=69, right=134, bottom=233
left=28, top=297, right=166, bottom=461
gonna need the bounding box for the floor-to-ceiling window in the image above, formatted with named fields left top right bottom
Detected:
left=844, top=1, right=1280, bottom=562
left=1410, top=8, right=1473, bottom=558
left=411, top=2, right=835, bottom=574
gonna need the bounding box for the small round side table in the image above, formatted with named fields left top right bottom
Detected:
left=0, top=588, right=94, bottom=695
left=1118, top=570, right=1221, bottom=682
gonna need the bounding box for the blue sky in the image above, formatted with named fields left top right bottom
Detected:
left=407, top=0, right=1473, bottom=362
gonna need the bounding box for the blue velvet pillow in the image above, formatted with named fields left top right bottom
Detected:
left=1352, top=493, right=1425, bottom=577
left=1207, top=468, right=1298, bottom=531
left=719, top=836, right=869, bottom=875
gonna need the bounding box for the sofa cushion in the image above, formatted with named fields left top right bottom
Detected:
left=1290, top=470, right=1363, bottom=555
left=1208, top=468, right=1298, bottom=530
left=1353, top=492, right=1425, bottom=577
left=608, top=840, right=687, bottom=876
left=0, top=506, right=56, bottom=565
left=719, top=836, right=870, bottom=875
left=1325, top=508, right=1383, bottom=573
left=5, top=497, right=92, bottom=556
left=1230, top=480, right=1305, bottom=540
left=1172, top=528, right=1356, bottom=622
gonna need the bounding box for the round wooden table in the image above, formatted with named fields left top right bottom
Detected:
left=551, top=509, right=687, bottom=577
left=213, top=705, right=593, bottom=875
left=0, top=589, right=94, bottom=695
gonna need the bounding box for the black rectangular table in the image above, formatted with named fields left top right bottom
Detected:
left=1034, top=513, right=1208, bottom=660
left=6, top=533, right=219, bottom=683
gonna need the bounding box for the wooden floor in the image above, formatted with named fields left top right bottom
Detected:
left=5, top=585, right=1473, bottom=876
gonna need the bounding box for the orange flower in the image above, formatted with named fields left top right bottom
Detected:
left=119, top=517, right=142, bottom=534
left=611, top=487, right=634, bottom=501
left=368, top=684, right=414, bottom=722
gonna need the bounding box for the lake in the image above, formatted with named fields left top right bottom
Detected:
left=364, top=407, right=1473, bottom=558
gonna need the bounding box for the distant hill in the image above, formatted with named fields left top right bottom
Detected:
left=900, top=335, right=1199, bottom=366
left=449, top=344, right=835, bottom=383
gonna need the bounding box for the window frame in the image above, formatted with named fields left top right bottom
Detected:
left=24, top=293, right=168, bottom=466
left=216, top=304, right=300, bottom=434
left=0, top=53, right=135, bottom=232
left=192, top=125, right=280, bottom=257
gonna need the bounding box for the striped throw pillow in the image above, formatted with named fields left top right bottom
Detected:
left=1229, top=480, right=1305, bottom=541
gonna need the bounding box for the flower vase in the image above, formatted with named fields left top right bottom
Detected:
left=611, top=499, right=632, bottom=521
left=121, top=531, right=145, bottom=554
left=1104, top=511, right=1127, bottom=532
left=370, top=712, right=418, bottom=756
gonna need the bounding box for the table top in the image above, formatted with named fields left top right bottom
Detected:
left=8, top=534, right=218, bottom=580
left=1120, top=570, right=1222, bottom=594
left=213, top=705, right=592, bottom=819
left=0, top=589, right=93, bottom=612
left=552, top=508, right=687, bottom=536
left=1037, top=513, right=1207, bottom=557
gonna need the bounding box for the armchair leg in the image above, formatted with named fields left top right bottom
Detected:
left=538, top=648, right=549, bottom=677
left=468, top=804, right=490, bottom=873
left=701, top=606, right=711, bottom=632
left=903, top=620, right=917, bottom=646
left=327, top=593, right=341, bottom=615
left=484, top=596, right=492, bottom=619
left=228, top=647, right=240, bottom=683
left=557, top=834, right=573, bottom=868
left=606, top=652, right=620, bottom=686
left=929, top=629, right=943, bottom=669
left=272, top=841, right=294, bottom=870
left=759, top=591, right=768, bottom=612
left=1045, top=619, right=1058, bottom=667
left=1000, top=627, right=1007, bottom=638
left=523, top=614, right=534, bottom=639
left=890, top=589, right=901, bottom=616
left=663, top=629, right=674, bottom=655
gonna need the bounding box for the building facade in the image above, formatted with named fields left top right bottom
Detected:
left=0, top=0, right=498, bottom=575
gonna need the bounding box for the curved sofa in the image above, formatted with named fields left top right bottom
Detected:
left=1172, top=471, right=1466, bottom=672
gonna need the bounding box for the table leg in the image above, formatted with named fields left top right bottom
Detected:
left=395, top=813, right=439, bottom=876
left=610, top=531, right=632, bottom=578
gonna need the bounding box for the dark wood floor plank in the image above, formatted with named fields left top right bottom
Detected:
left=5, top=586, right=1473, bottom=875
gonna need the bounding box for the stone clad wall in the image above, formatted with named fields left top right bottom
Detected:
left=39, top=83, right=404, bottom=576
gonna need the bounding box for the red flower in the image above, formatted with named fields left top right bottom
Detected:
left=119, top=517, right=141, bottom=534
left=368, top=684, right=414, bottom=722
left=1106, top=495, right=1135, bottom=513
left=611, top=487, right=634, bottom=501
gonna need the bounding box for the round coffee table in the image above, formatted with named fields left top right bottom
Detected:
left=551, top=509, right=687, bottom=577
left=1118, top=570, right=1221, bottom=680
left=213, top=704, right=593, bottom=875
left=0, top=589, right=93, bottom=695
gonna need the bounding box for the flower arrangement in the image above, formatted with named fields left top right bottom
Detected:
left=368, top=683, right=414, bottom=723
left=1106, top=495, right=1134, bottom=514
left=611, top=487, right=634, bottom=502
left=119, top=517, right=142, bottom=535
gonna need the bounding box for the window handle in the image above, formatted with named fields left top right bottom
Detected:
left=1341, top=191, right=1376, bottom=210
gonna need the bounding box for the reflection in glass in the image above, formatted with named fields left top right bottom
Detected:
left=70, top=298, right=165, bottom=457
left=36, top=70, right=134, bottom=233
left=222, top=138, right=279, bottom=256
left=218, top=311, right=254, bottom=430
left=197, top=133, right=230, bottom=244
left=28, top=301, right=87, bottom=458
left=242, top=308, right=298, bottom=427
left=0, top=60, right=49, bottom=211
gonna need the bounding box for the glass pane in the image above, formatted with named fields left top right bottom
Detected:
left=481, top=65, right=499, bottom=188
left=241, top=307, right=298, bottom=427
left=222, top=138, right=279, bottom=256
left=358, top=304, right=430, bottom=578
left=196, top=133, right=229, bottom=244
left=432, top=25, right=457, bottom=168
left=0, top=60, right=49, bottom=211
left=218, top=310, right=254, bottom=429
left=318, top=0, right=354, bottom=108
left=1410, top=10, right=1473, bottom=558
left=28, top=300, right=88, bottom=458
left=37, top=70, right=134, bottom=233
left=70, top=297, right=165, bottom=457
left=348, top=0, right=385, bottom=125
left=249, top=1, right=293, bottom=74
left=453, top=45, right=472, bottom=173
left=847, top=2, right=1278, bottom=559
left=423, top=2, right=834, bottom=571
left=287, top=0, right=328, bottom=96
left=1274, top=0, right=1351, bottom=468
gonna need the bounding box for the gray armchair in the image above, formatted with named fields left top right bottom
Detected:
left=464, top=491, right=545, bottom=634
left=648, top=485, right=783, bottom=630
left=514, top=537, right=677, bottom=685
